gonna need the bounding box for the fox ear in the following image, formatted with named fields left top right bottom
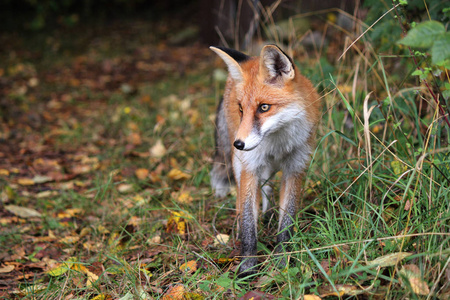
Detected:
left=259, top=45, right=295, bottom=84
left=210, top=46, right=248, bottom=82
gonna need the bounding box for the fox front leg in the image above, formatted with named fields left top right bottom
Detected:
left=237, top=170, right=260, bottom=277
left=275, top=174, right=302, bottom=265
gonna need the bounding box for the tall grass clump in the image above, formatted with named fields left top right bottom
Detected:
left=259, top=1, right=450, bottom=298
left=216, top=0, right=450, bottom=298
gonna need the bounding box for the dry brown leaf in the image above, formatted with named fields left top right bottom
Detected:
left=135, top=168, right=149, bottom=180
left=367, top=252, right=412, bottom=267
left=162, top=285, right=185, bottom=300
left=5, top=205, right=42, bottom=218
left=117, top=183, right=133, bottom=194
left=0, top=265, right=15, bottom=273
left=128, top=132, right=142, bottom=145
left=319, top=284, right=357, bottom=297
left=399, top=264, right=430, bottom=295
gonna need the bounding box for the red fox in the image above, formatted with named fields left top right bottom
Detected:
left=210, top=45, right=320, bottom=276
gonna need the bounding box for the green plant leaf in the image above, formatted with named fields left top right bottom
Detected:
left=431, top=32, right=450, bottom=64
left=399, top=20, right=446, bottom=48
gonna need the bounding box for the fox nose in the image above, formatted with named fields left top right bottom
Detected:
left=234, top=140, right=245, bottom=150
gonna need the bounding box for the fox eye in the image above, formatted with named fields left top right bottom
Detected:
left=259, top=104, right=271, bottom=112
left=239, top=104, right=243, bottom=112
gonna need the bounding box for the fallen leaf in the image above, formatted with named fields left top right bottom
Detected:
left=18, top=178, right=35, bottom=186
left=179, top=260, right=197, bottom=274
left=399, top=264, right=430, bottom=295
left=304, top=295, right=322, bottom=300
left=166, top=211, right=188, bottom=235
left=135, top=168, right=149, bottom=180
left=391, top=160, right=407, bottom=176
left=86, top=269, right=99, bottom=287
left=239, top=290, right=275, bottom=300
left=176, top=191, right=193, bottom=204
left=60, top=235, right=80, bottom=244
left=162, top=285, right=185, bottom=300
left=47, top=260, right=73, bottom=276
left=117, top=183, right=133, bottom=194
left=32, top=174, right=52, bottom=184
left=148, top=235, right=161, bottom=244
left=128, top=132, right=142, bottom=145
left=91, top=294, right=112, bottom=300
left=150, top=139, right=166, bottom=158
left=0, top=265, right=15, bottom=273
left=167, top=168, right=191, bottom=181
left=0, top=169, right=9, bottom=176
left=5, top=205, right=42, bottom=218
left=319, top=284, right=357, bottom=297
left=367, top=252, right=412, bottom=267
left=213, top=234, right=230, bottom=246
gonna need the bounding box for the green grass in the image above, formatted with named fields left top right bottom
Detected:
left=1, top=7, right=450, bottom=300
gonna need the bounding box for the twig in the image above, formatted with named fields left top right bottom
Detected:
left=338, top=4, right=400, bottom=61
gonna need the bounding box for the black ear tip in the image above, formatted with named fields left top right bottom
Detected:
left=211, top=46, right=251, bottom=63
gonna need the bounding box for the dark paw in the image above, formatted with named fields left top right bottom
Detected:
left=238, top=257, right=258, bottom=278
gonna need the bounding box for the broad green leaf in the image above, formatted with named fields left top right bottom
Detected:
left=399, top=21, right=445, bottom=48
left=431, top=32, right=450, bottom=64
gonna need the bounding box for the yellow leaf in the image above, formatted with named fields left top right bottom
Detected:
left=337, top=84, right=352, bottom=94
left=179, top=260, right=197, bottom=273
left=213, top=234, right=230, bottom=246
left=60, top=235, right=80, bottom=244
left=391, top=160, right=407, bottom=176
left=79, top=227, right=92, bottom=238
left=166, top=211, right=188, bottom=235
left=177, top=192, right=193, bottom=204
left=19, top=284, right=47, bottom=295
left=97, top=225, right=110, bottom=234
left=46, top=260, right=74, bottom=276
left=66, top=208, right=83, bottom=216
left=0, top=169, right=9, bottom=176
left=91, top=294, right=110, bottom=300
left=304, top=295, right=322, bottom=300
left=168, top=168, right=191, bottom=181
left=18, top=178, right=35, bottom=185
left=367, top=252, right=412, bottom=267
left=86, top=269, right=99, bottom=287
left=135, top=168, right=149, bottom=180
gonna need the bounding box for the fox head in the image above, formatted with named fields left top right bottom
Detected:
left=211, top=45, right=314, bottom=152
